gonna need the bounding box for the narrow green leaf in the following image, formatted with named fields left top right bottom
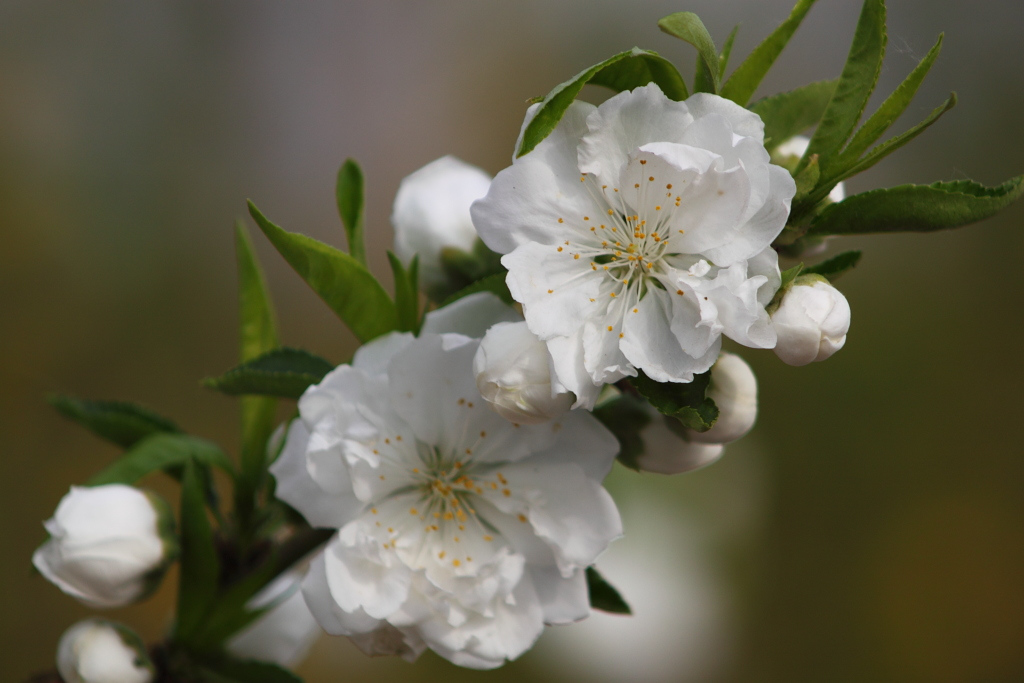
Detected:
left=630, top=370, right=718, bottom=433
left=517, top=48, right=688, bottom=157
left=48, top=395, right=181, bottom=449
left=829, top=93, right=956, bottom=184
left=592, top=393, right=651, bottom=471
left=720, top=0, right=818, bottom=106
left=204, top=348, right=335, bottom=400
left=248, top=200, right=398, bottom=342
left=751, top=79, right=837, bottom=149
left=803, top=250, right=862, bottom=281
left=439, top=272, right=513, bottom=308
left=807, top=176, right=1024, bottom=237
left=88, top=434, right=235, bottom=486
left=234, top=223, right=279, bottom=531
left=587, top=567, right=631, bottom=615
left=718, top=25, right=739, bottom=80
left=803, top=0, right=887, bottom=175
left=387, top=252, right=421, bottom=333
left=174, top=460, right=221, bottom=646
left=840, top=34, right=943, bottom=163
left=336, top=159, right=366, bottom=266
left=658, top=12, right=719, bottom=94
left=794, top=154, right=821, bottom=197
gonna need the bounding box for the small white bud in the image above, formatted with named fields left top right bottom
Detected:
left=57, top=619, right=154, bottom=683
left=772, top=277, right=851, bottom=366
left=392, top=155, right=492, bottom=289
left=688, top=352, right=758, bottom=445
left=33, top=485, right=178, bottom=609
left=634, top=413, right=724, bottom=475
left=474, top=321, right=574, bottom=424
left=226, top=570, right=322, bottom=668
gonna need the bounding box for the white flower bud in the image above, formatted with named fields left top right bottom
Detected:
left=688, top=352, right=758, bottom=445
left=57, top=619, right=154, bottom=683
left=772, top=278, right=851, bottom=366
left=473, top=321, right=574, bottom=424
left=226, top=570, right=321, bottom=668
left=634, top=413, right=724, bottom=475
left=392, top=155, right=492, bottom=289
left=33, top=485, right=178, bottom=609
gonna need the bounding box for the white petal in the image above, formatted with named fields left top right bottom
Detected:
left=351, top=332, right=415, bottom=377
left=529, top=410, right=620, bottom=481
left=392, top=155, right=492, bottom=287
left=324, top=530, right=412, bottom=620
left=420, top=291, right=521, bottom=339
left=621, top=285, right=719, bottom=383
left=694, top=261, right=776, bottom=349
left=301, top=550, right=384, bottom=636
left=226, top=570, right=321, bottom=668
left=472, top=101, right=596, bottom=254
left=688, top=352, right=758, bottom=445
left=545, top=333, right=605, bottom=410
left=529, top=565, right=590, bottom=624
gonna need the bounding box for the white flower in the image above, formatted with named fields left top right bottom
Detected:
left=57, top=619, right=154, bottom=683
left=771, top=277, right=851, bottom=366
left=474, top=321, right=574, bottom=424
left=270, top=332, right=622, bottom=669
left=687, top=352, right=758, bottom=445
left=226, top=570, right=322, bottom=668
left=392, top=155, right=492, bottom=289
left=33, top=485, right=177, bottom=609
left=472, top=84, right=795, bottom=407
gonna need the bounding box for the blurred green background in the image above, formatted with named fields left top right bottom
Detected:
left=2, top=1, right=1022, bottom=680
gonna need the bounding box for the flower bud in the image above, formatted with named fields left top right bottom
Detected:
left=474, top=321, right=574, bottom=424
left=33, top=485, right=178, bottom=608
left=771, top=277, right=851, bottom=366
left=687, top=352, right=758, bottom=445
left=226, top=570, right=321, bottom=668
left=634, top=413, right=724, bottom=475
left=57, top=619, right=154, bottom=683
left=392, top=155, right=492, bottom=290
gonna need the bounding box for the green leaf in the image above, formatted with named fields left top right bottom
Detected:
left=336, top=158, right=367, bottom=266
left=720, top=0, right=818, bottom=106
left=387, top=252, right=421, bottom=333
left=630, top=370, right=718, bottom=433
left=204, top=348, right=335, bottom=400
left=658, top=12, right=719, bottom=94
left=592, top=393, right=651, bottom=471
left=174, top=460, right=222, bottom=647
left=201, top=659, right=302, bottom=683
left=751, top=79, right=838, bottom=149
left=88, top=434, right=235, bottom=486
left=248, top=200, right=398, bottom=342
left=586, top=567, right=631, bottom=615
left=807, top=177, right=1024, bottom=237
left=234, top=223, right=279, bottom=531
left=839, top=34, right=943, bottom=163
left=803, top=250, right=862, bottom=281
left=516, top=48, right=688, bottom=158
left=48, top=395, right=181, bottom=449
left=828, top=93, right=956, bottom=184
left=439, top=271, right=513, bottom=308
left=718, top=25, right=739, bottom=80
left=794, top=154, right=821, bottom=198
left=802, top=0, right=887, bottom=176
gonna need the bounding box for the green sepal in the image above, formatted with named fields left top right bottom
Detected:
left=838, top=34, right=944, bottom=164
left=658, top=12, right=719, bottom=94
left=807, top=177, right=1024, bottom=237
left=335, top=158, right=367, bottom=266
left=586, top=566, right=632, bottom=615
left=438, top=271, right=514, bottom=309
left=720, top=0, right=818, bottom=106
left=174, top=460, right=222, bottom=648
left=593, top=392, right=652, bottom=471
left=752, top=79, right=837, bottom=151
left=767, top=262, right=805, bottom=314
left=801, top=0, right=887, bottom=176
left=388, top=252, right=422, bottom=334
left=234, top=222, right=280, bottom=535
left=803, top=250, right=862, bottom=281
left=88, top=434, right=236, bottom=486
left=516, top=48, right=688, bottom=158
left=630, top=370, right=718, bottom=433
left=203, top=347, right=335, bottom=400
left=48, top=395, right=181, bottom=449
left=248, top=200, right=398, bottom=342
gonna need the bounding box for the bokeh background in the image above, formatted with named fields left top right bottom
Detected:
left=2, top=0, right=1022, bottom=680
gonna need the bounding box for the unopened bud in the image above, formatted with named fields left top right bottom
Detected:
left=57, top=619, right=154, bottom=683
left=772, top=277, right=851, bottom=366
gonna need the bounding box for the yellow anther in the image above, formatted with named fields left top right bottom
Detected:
left=452, top=559, right=461, bottom=567
left=484, top=535, right=493, bottom=542
left=518, top=513, right=528, bottom=523
left=607, top=325, right=613, bottom=331
left=558, top=217, right=564, bottom=223
left=640, top=159, right=647, bottom=165
left=648, top=176, right=654, bottom=182
left=666, top=183, right=673, bottom=189
left=557, top=246, right=563, bottom=252
left=410, top=508, right=418, bottom=515
left=503, top=489, right=511, bottom=497
left=607, top=209, right=614, bottom=215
